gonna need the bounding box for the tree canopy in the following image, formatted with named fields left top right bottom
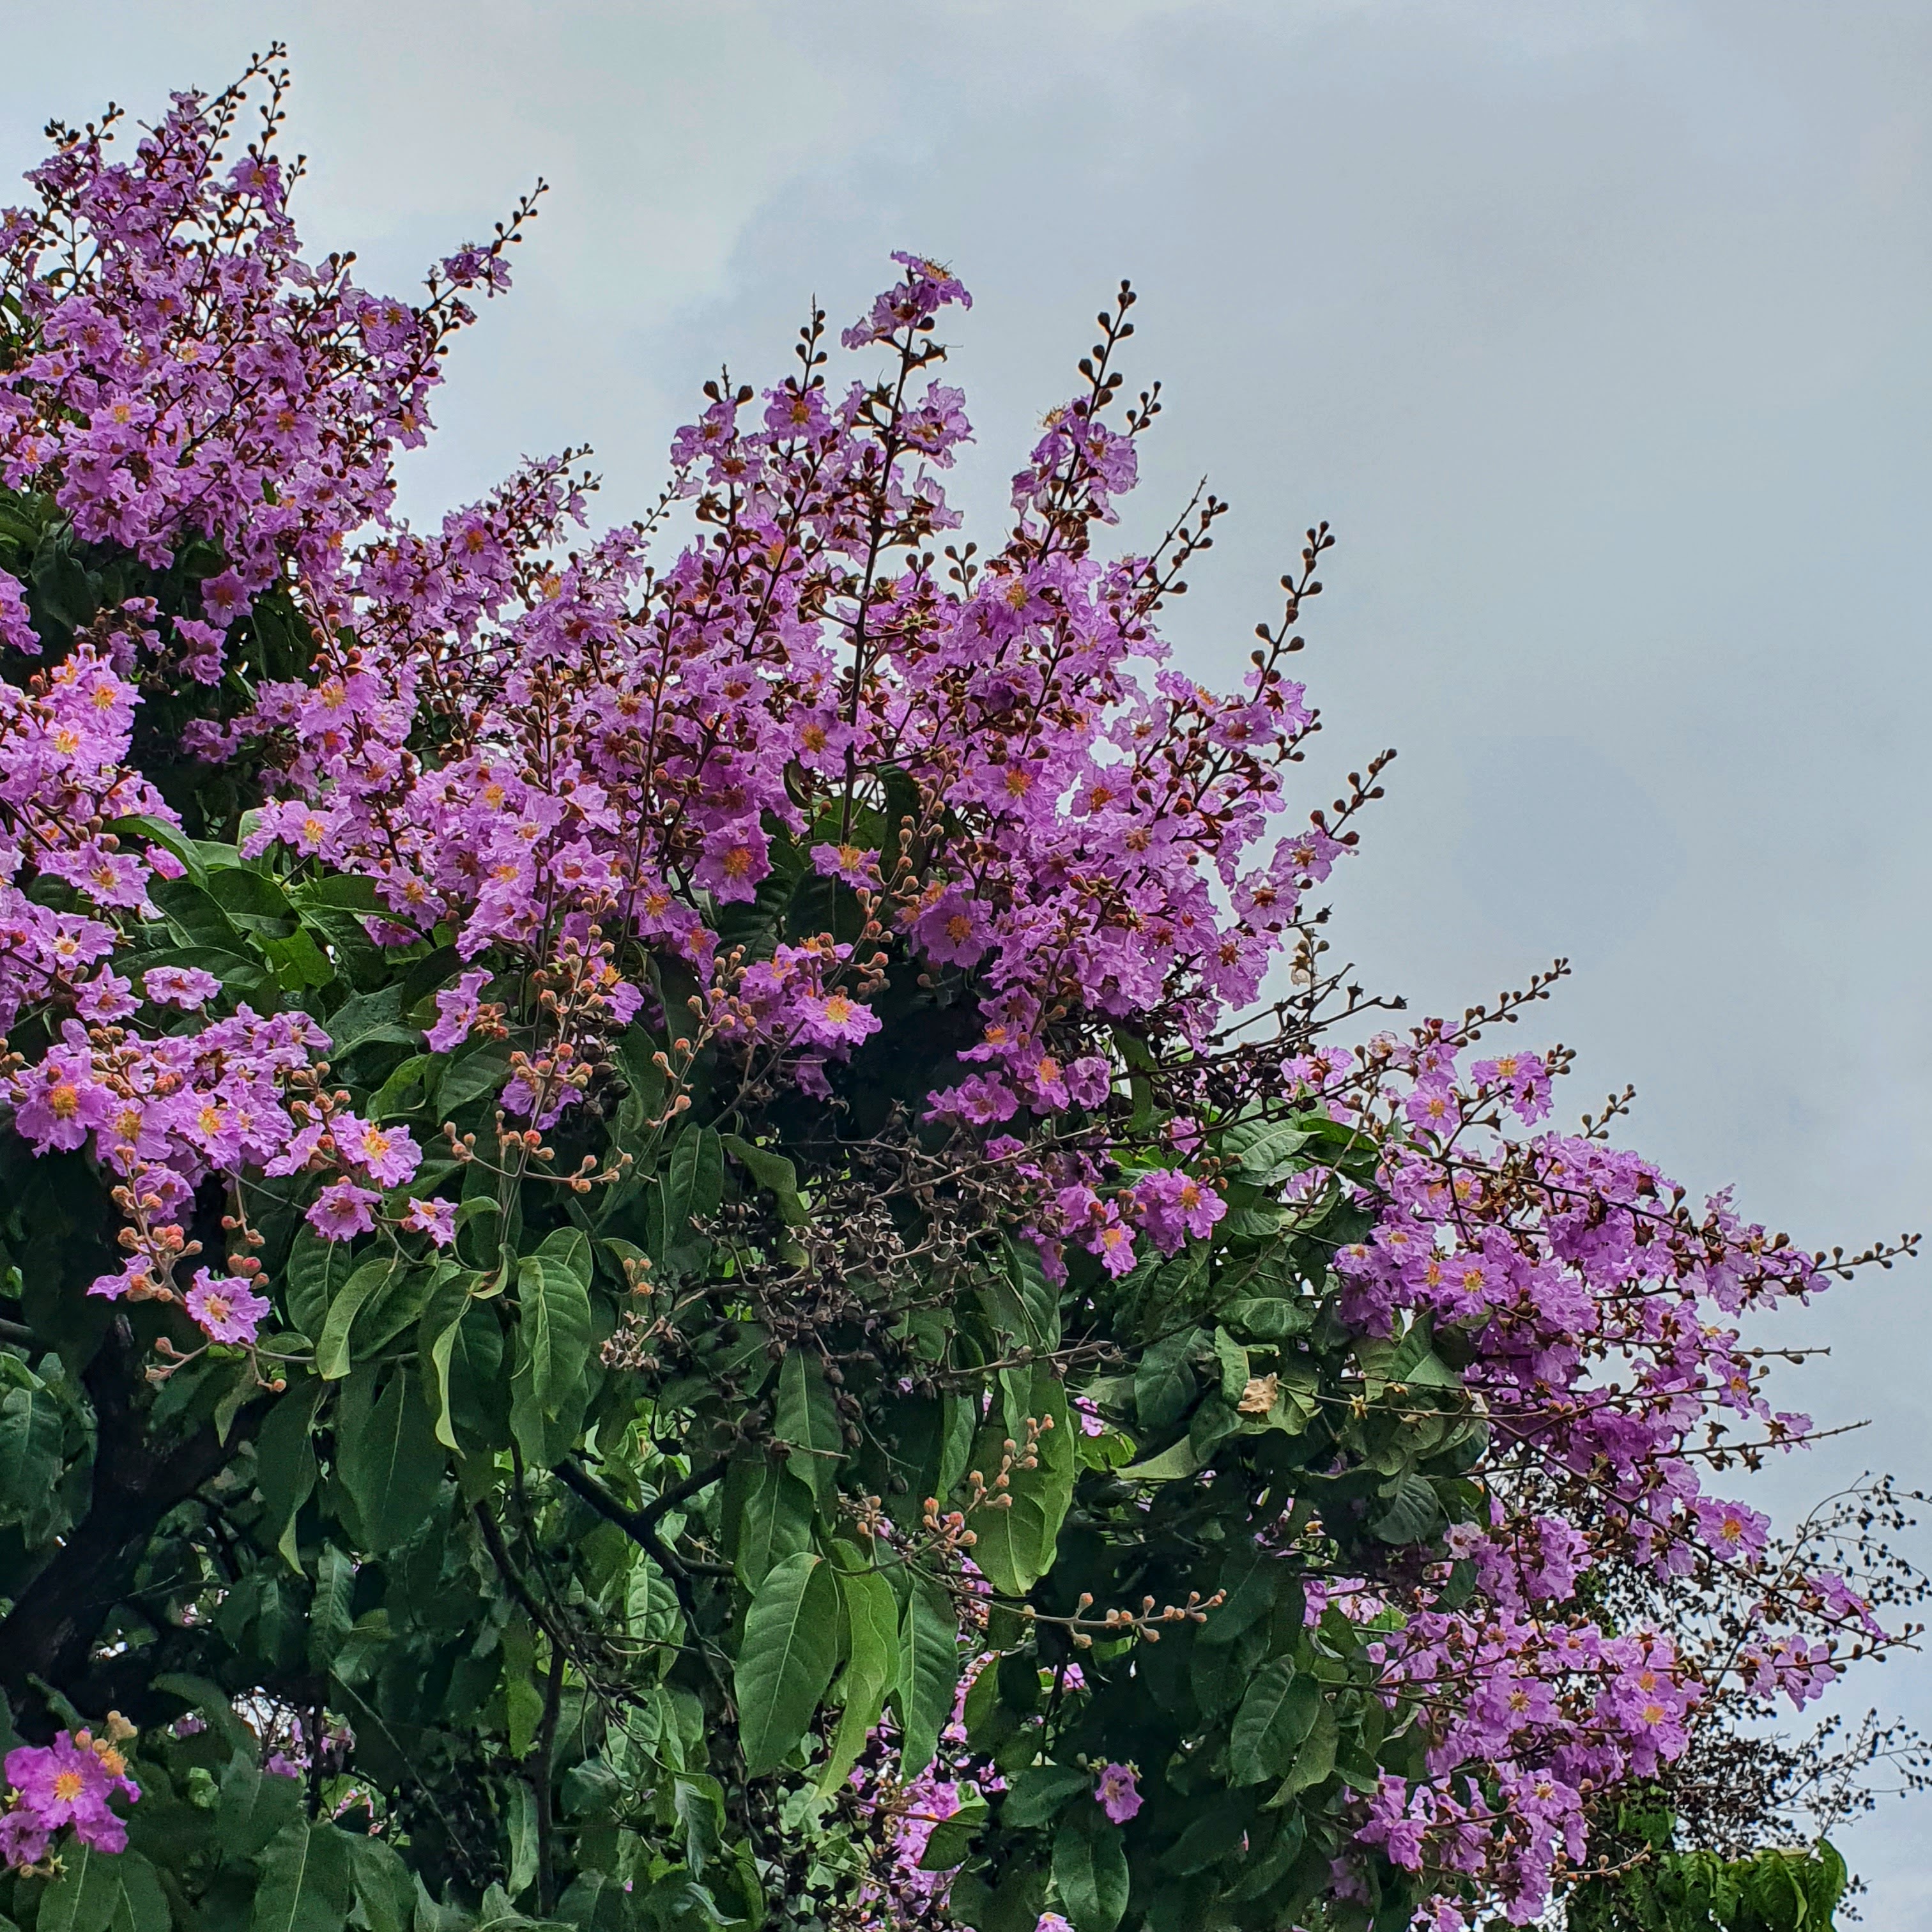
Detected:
left=0, top=52, right=1919, bottom=1932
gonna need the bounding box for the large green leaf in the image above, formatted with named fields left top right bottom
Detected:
left=251, top=1818, right=353, bottom=1932
left=254, top=1382, right=322, bottom=1572
left=1374, top=1473, right=1443, bottom=1544
left=896, top=1571, right=960, bottom=1779
left=1002, top=1764, right=1092, bottom=1829
left=965, top=1368, right=1073, bottom=1597
left=1133, top=1328, right=1200, bottom=1432
left=509, top=1254, right=593, bottom=1464
left=1052, top=1814, right=1130, bottom=1932
left=721, top=1133, right=810, bottom=1227
left=0, top=1381, right=67, bottom=1542
left=1228, top=1657, right=1321, bottom=1784
left=417, top=1269, right=474, bottom=1451
left=734, top=1551, right=840, bottom=1776
left=346, top=1836, right=417, bottom=1932
left=308, top=1542, right=356, bottom=1671
left=1220, top=1117, right=1312, bottom=1186
left=726, top=1455, right=816, bottom=1590
left=284, top=1225, right=350, bottom=1345
left=660, top=1125, right=724, bottom=1253
left=315, top=1256, right=400, bottom=1382
left=40, top=1844, right=169, bottom=1932
left=217, top=1749, right=303, bottom=1860
left=337, top=1368, right=443, bottom=1551
left=512, top=1255, right=592, bottom=1413
left=818, top=1563, right=900, bottom=1793
left=774, top=1349, right=842, bottom=1510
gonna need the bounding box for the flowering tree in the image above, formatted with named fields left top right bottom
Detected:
left=0, top=54, right=1920, bottom=1932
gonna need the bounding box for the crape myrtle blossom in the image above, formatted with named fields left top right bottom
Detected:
left=0, top=1716, right=141, bottom=1869
left=0, top=70, right=1908, bottom=1931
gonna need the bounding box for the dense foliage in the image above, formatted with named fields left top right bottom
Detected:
left=0, top=56, right=1919, bottom=1932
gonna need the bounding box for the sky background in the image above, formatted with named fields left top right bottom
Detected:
left=7, top=1, right=1931, bottom=1917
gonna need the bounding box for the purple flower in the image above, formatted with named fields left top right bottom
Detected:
left=427, top=969, right=493, bottom=1052
left=341, top=1114, right=422, bottom=1188
left=307, top=1181, right=381, bottom=1242
left=185, top=1268, right=270, bottom=1346
left=9, top=1049, right=109, bottom=1153
left=0, top=569, right=40, bottom=656
left=402, top=1197, right=457, bottom=1246
left=798, top=989, right=882, bottom=1050
left=144, top=965, right=222, bottom=1010
left=1094, top=1763, right=1141, bottom=1824
left=3, top=1729, right=139, bottom=1860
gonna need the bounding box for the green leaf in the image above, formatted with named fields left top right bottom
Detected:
left=734, top=1551, right=841, bottom=1776
left=40, top=1846, right=167, bottom=1932
left=533, top=1225, right=594, bottom=1287
left=1052, top=1814, right=1130, bottom=1932
left=720, top=1133, right=810, bottom=1226
left=512, top=1256, right=593, bottom=1415
left=726, top=1455, right=815, bottom=1590
left=437, top=1046, right=512, bottom=1116
left=337, top=1368, right=444, bottom=1551
left=309, top=1542, right=356, bottom=1671
left=505, top=1781, right=538, bottom=1901
left=367, top=1054, right=436, bottom=1121
left=1217, top=1296, right=1315, bottom=1342
left=206, top=869, right=295, bottom=935
left=316, top=1256, right=400, bottom=1382
left=818, top=1565, right=900, bottom=1793
left=1270, top=1699, right=1339, bottom=1800
left=1229, top=1659, right=1321, bottom=1784
left=672, top=1777, right=725, bottom=1883
left=298, top=874, right=384, bottom=912
left=284, top=1226, right=349, bottom=1345
left=1221, top=1117, right=1312, bottom=1184
left=774, top=1350, right=842, bottom=1510
left=251, top=1818, right=353, bottom=1932
left=254, top=1383, right=322, bottom=1572
left=919, top=1798, right=988, bottom=1871
left=967, top=1369, right=1073, bottom=1597
left=347, top=1836, right=417, bottom=1932
left=320, top=985, right=418, bottom=1061
left=217, top=1748, right=303, bottom=1860
left=896, top=1572, right=959, bottom=1779
left=417, top=1271, right=475, bottom=1452
left=1373, top=1474, right=1443, bottom=1545
left=1002, top=1764, right=1092, bottom=1828
left=1006, top=1237, right=1061, bottom=1351
left=661, top=1126, right=724, bottom=1254
left=0, top=1383, right=67, bottom=1541
left=1133, top=1328, right=1200, bottom=1432
left=1213, top=1327, right=1250, bottom=1407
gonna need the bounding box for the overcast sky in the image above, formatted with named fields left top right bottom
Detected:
left=7, top=1, right=1930, bottom=1915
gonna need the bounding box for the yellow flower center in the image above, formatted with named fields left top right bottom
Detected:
left=48, top=1082, right=81, bottom=1120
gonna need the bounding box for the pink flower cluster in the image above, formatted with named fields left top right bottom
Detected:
left=0, top=71, right=1897, bottom=1930
left=0, top=1720, right=140, bottom=1869
left=0, top=634, right=179, bottom=1034
left=0, top=67, right=510, bottom=686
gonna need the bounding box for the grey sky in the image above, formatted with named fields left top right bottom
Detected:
left=7, top=0, right=1930, bottom=1915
